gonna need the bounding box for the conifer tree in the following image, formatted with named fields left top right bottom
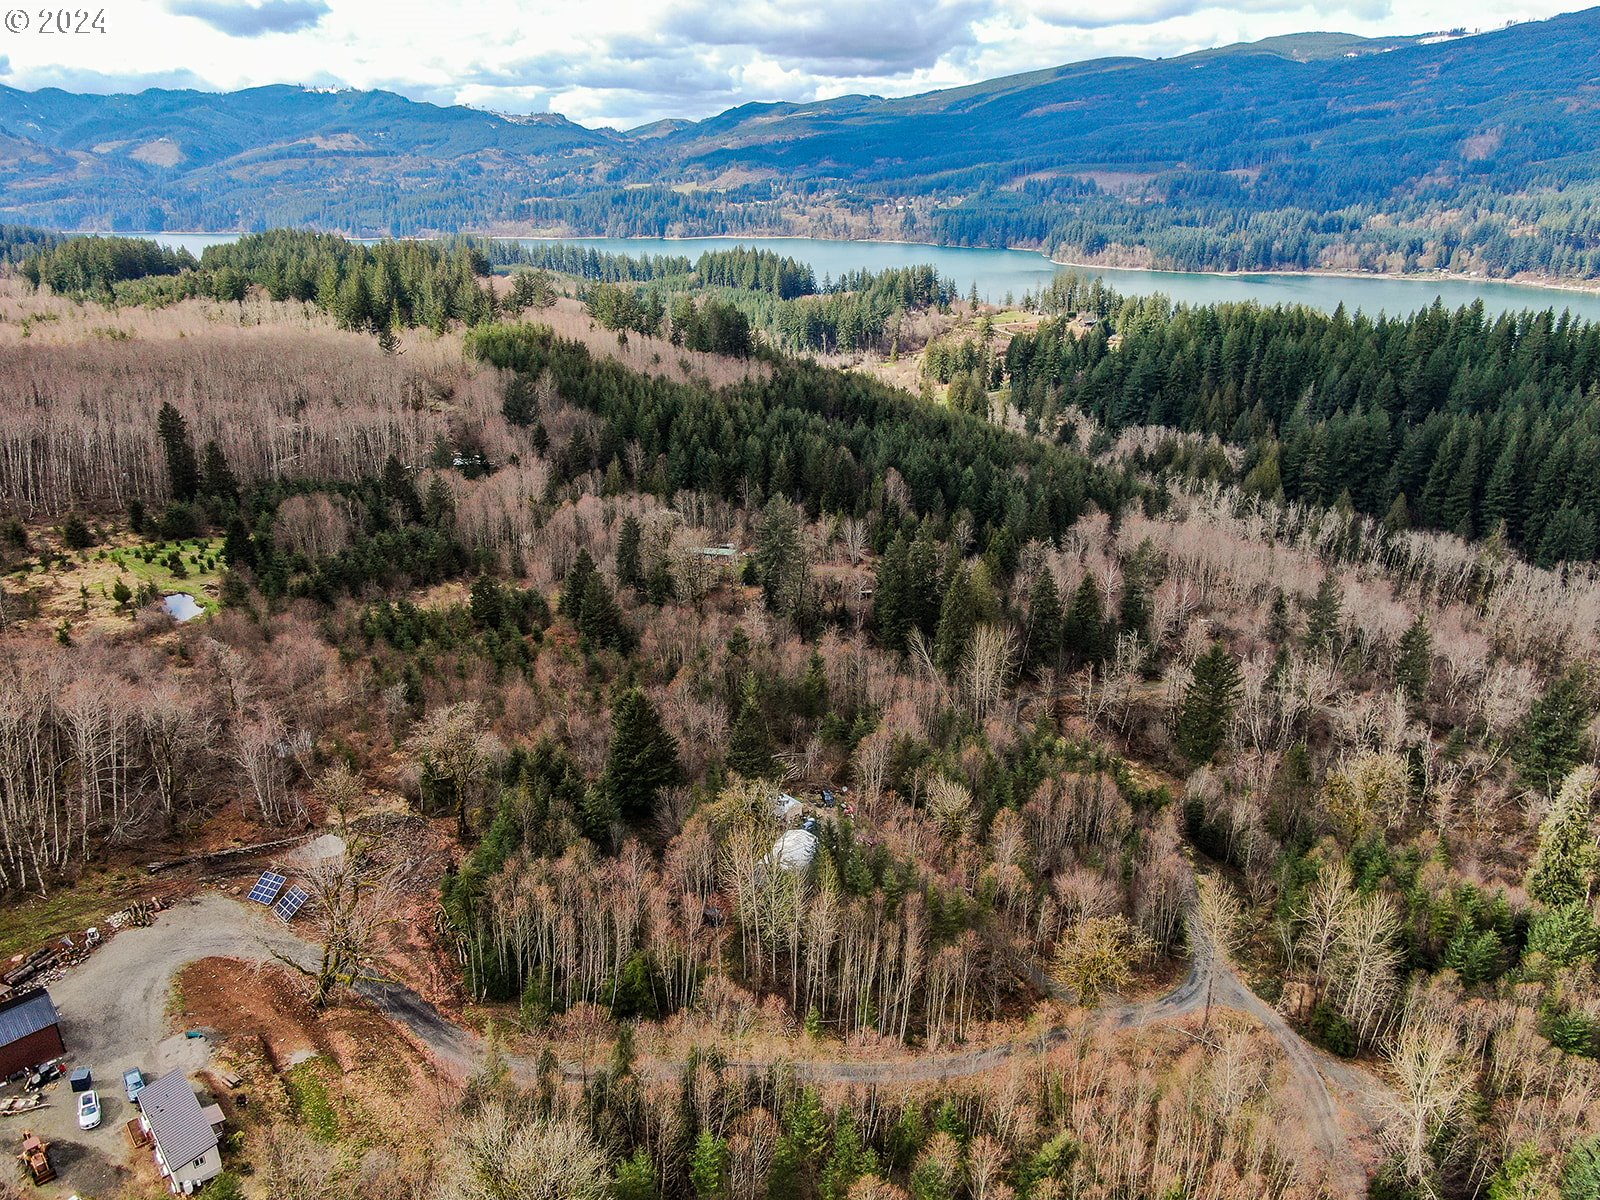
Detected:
left=200, top=440, right=238, bottom=502
left=933, top=565, right=977, bottom=676
left=1515, top=666, right=1594, bottom=792
left=873, top=535, right=912, bottom=652
left=799, top=651, right=829, bottom=720
left=1063, top=575, right=1105, bottom=665
left=1177, top=641, right=1242, bottom=763
left=1119, top=574, right=1151, bottom=642
left=1537, top=503, right=1596, bottom=567
left=577, top=572, right=628, bottom=651
left=616, top=514, right=643, bottom=590
left=381, top=454, right=422, bottom=522
left=157, top=402, right=200, bottom=502
left=728, top=684, right=777, bottom=780
left=422, top=474, right=455, bottom=528
left=822, top=1109, right=878, bottom=1200
left=1025, top=569, right=1064, bottom=670
left=906, top=525, right=943, bottom=639
left=614, top=1150, right=657, bottom=1200
left=1304, top=574, right=1343, bottom=653
left=1526, top=766, right=1599, bottom=908
left=690, top=1129, right=729, bottom=1200
left=560, top=549, right=597, bottom=621
left=602, top=687, right=682, bottom=824
left=756, top=497, right=809, bottom=618
left=1396, top=614, right=1433, bottom=705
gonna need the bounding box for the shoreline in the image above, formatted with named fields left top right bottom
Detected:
left=70, top=228, right=1600, bottom=302
left=1044, top=253, right=1600, bottom=298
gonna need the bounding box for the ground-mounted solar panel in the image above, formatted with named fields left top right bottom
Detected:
left=248, top=871, right=286, bottom=905
left=273, top=884, right=310, bottom=922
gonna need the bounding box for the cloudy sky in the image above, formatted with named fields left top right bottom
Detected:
left=0, top=0, right=1579, bottom=127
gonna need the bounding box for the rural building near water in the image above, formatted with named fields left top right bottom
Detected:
left=0, top=988, right=65, bottom=1077
left=138, top=1071, right=225, bottom=1193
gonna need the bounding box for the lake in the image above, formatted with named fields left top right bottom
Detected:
left=117, top=231, right=1600, bottom=321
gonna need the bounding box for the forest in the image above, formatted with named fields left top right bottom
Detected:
left=1003, top=286, right=1600, bottom=565
left=1, top=232, right=1599, bottom=1200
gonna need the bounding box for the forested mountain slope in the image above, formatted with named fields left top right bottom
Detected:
left=2, top=11, right=1600, bottom=275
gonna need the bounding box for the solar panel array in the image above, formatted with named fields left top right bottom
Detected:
left=247, top=871, right=286, bottom=906
left=273, top=885, right=310, bottom=922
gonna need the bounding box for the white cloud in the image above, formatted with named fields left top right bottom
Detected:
left=167, top=0, right=330, bottom=37
left=0, top=0, right=1576, bottom=128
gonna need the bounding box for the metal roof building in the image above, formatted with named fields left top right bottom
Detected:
left=0, top=988, right=64, bottom=1078
left=139, top=1071, right=224, bottom=1192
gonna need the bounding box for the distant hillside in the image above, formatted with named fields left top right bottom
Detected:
left=0, top=84, right=620, bottom=232
left=3, top=12, right=1600, bottom=277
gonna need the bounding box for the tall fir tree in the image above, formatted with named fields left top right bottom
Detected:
left=1176, top=642, right=1242, bottom=764
left=933, top=565, right=977, bottom=676
left=577, top=572, right=628, bottom=652
left=727, top=685, right=777, bottom=780
left=1515, top=666, right=1595, bottom=792
left=602, top=687, right=682, bottom=823
left=755, top=497, right=809, bottom=618
left=199, top=440, right=238, bottom=503
left=873, top=534, right=912, bottom=653
left=1063, top=575, right=1106, bottom=665
left=616, top=514, right=643, bottom=590
left=1304, top=574, right=1344, bottom=653
left=560, top=549, right=597, bottom=621
left=157, top=402, right=200, bottom=502
left=1526, top=766, right=1599, bottom=909
left=1396, top=614, right=1433, bottom=705
left=1025, top=569, right=1064, bottom=671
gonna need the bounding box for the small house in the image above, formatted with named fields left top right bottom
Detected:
left=138, top=1071, right=225, bottom=1193
left=0, top=989, right=64, bottom=1078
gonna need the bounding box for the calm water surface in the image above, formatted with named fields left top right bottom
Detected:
left=114, top=232, right=1600, bottom=321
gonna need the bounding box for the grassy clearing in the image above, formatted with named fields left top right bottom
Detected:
left=284, top=1057, right=341, bottom=1142
left=98, top=536, right=226, bottom=606
left=0, top=868, right=145, bottom=959
left=4, top=533, right=226, bottom=632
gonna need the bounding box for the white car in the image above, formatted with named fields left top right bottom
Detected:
left=76, top=1089, right=101, bottom=1130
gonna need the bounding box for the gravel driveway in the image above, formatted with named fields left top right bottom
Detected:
left=37, top=889, right=1381, bottom=1198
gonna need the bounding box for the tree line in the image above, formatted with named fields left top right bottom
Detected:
left=1006, top=293, right=1600, bottom=564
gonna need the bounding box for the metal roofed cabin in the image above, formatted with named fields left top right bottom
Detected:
left=0, top=988, right=64, bottom=1078
left=137, top=1071, right=224, bottom=1193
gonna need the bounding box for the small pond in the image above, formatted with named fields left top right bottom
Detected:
left=162, top=593, right=204, bottom=622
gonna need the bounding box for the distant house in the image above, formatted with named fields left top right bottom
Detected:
left=693, top=544, right=739, bottom=559
left=0, top=988, right=65, bottom=1077
left=138, top=1071, right=225, bottom=1193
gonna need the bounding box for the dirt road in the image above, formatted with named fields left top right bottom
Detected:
left=50, top=891, right=1380, bottom=1196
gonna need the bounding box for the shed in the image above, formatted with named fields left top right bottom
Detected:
left=0, top=989, right=64, bottom=1078
left=138, top=1071, right=224, bottom=1191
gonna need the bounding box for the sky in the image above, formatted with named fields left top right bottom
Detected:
left=0, top=0, right=1581, bottom=128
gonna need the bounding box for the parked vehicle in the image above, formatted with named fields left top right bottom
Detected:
left=123, top=1068, right=146, bottom=1103
left=17, top=1130, right=54, bottom=1183
left=76, top=1090, right=100, bottom=1131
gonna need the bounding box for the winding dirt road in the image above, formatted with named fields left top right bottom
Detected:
left=52, top=890, right=1379, bottom=1196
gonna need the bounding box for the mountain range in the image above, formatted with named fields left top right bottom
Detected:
left=3, top=10, right=1600, bottom=277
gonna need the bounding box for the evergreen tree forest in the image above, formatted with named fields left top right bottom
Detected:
left=1006, top=291, right=1600, bottom=564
